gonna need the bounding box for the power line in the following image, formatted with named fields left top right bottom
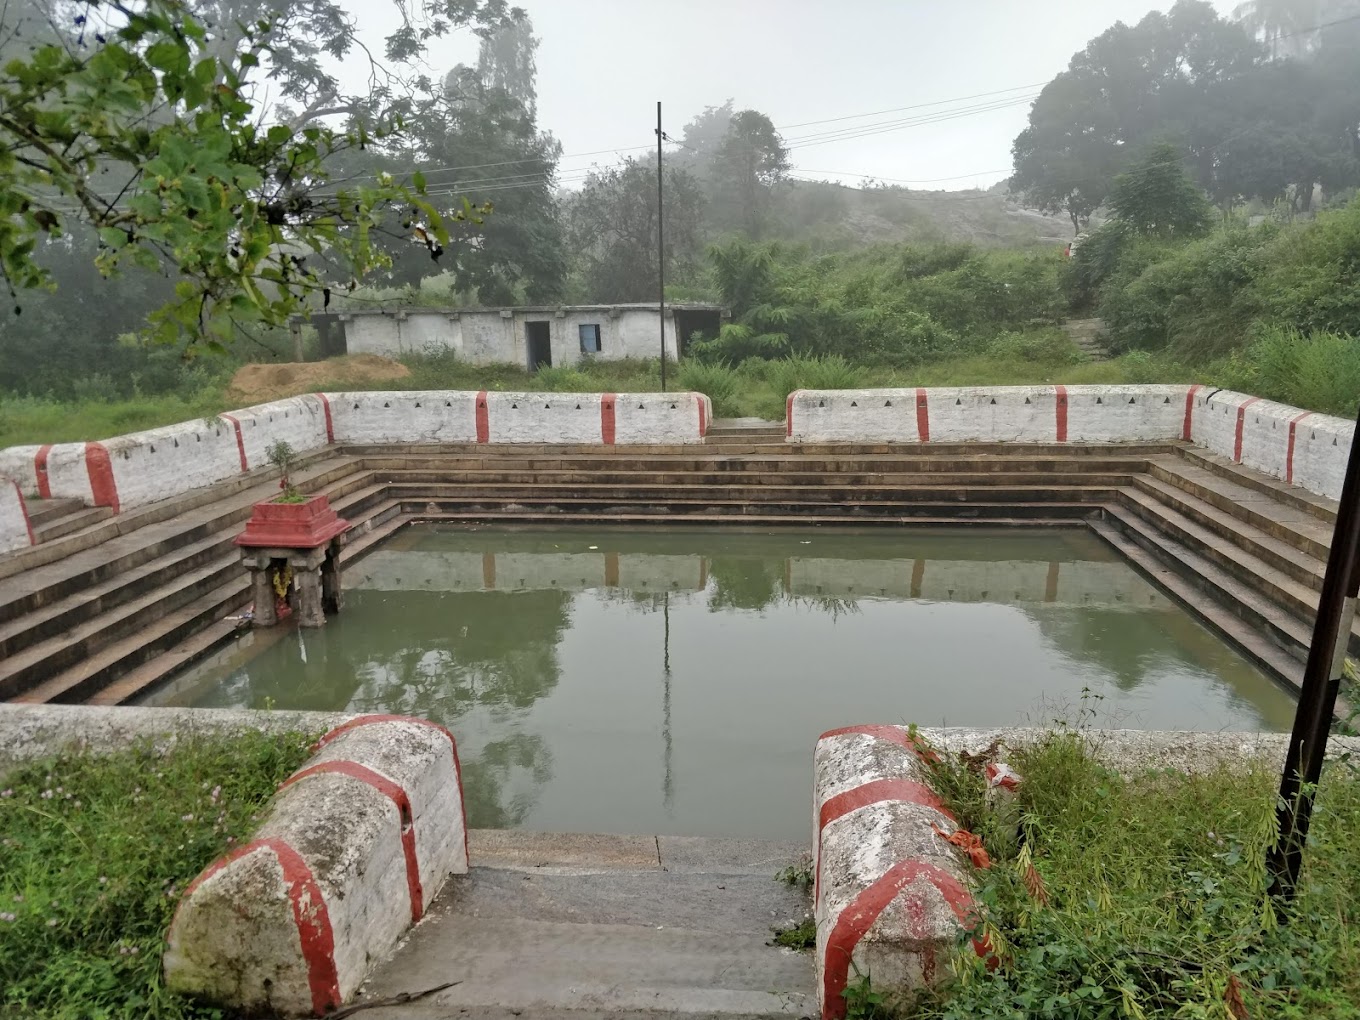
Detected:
left=776, top=82, right=1048, bottom=130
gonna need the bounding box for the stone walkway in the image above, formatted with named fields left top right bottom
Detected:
left=354, top=831, right=814, bottom=1019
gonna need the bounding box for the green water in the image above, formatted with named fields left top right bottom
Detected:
left=146, top=526, right=1296, bottom=840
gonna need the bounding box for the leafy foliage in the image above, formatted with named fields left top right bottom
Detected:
left=0, top=0, right=491, bottom=347
left=0, top=732, right=316, bottom=1019
left=907, top=733, right=1360, bottom=1020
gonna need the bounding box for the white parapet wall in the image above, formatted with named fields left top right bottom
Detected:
left=789, top=384, right=1353, bottom=502
left=164, top=714, right=469, bottom=1017
left=0, top=390, right=710, bottom=521
left=788, top=385, right=1196, bottom=445
left=1189, top=388, right=1354, bottom=500
left=0, top=477, right=35, bottom=553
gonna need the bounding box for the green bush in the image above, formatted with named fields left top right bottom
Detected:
left=1214, top=327, right=1360, bottom=417
left=676, top=361, right=741, bottom=417
left=986, top=328, right=1084, bottom=366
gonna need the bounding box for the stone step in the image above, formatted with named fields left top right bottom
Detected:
left=356, top=833, right=812, bottom=1019
left=91, top=507, right=407, bottom=706
left=400, top=498, right=1095, bottom=521
left=1175, top=446, right=1338, bottom=523
left=348, top=441, right=1181, bottom=459
left=359, top=470, right=1141, bottom=489
left=0, top=459, right=368, bottom=625
left=1114, top=488, right=1357, bottom=652
left=0, top=454, right=361, bottom=583
left=30, top=505, right=117, bottom=544
left=404, top=510, right=1085, bottom=530
left=23, top=497, right=86, bottom=526
left=1148, top=456, right=1333, bottom=558
left=360, top=454, right=1156, bottom=475
left=373, top=481, right=1124, bottom=503
left=0, top=552, right=245, bottom=700
left=10, top=575, right=254, bottom=704
left=1091, top=515, right=1308, bottom=688
left=0, top=529, right=240, bottom=661
left=1129, top=476, right=1327, bottom=591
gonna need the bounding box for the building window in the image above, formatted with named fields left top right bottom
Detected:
left=579, top=323, right=602, bottom=354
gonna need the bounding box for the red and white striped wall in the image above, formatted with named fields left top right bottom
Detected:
left=813, top=725, right=987, bottom=1020
left=164, top=715, right=468, bottom=1017
left=1189, top=389, right=1354, bottom=500
left=327, top=390, right=711, bottom=446
left=788, top=385, right=1195, bottom=445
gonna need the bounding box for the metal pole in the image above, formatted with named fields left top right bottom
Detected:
left=657, top=100, right=667, bottom=392
left=1268, top=401, right=1360, bottom=900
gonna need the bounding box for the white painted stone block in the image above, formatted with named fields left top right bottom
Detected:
left=813, top=725, right=985, bottom=1020
left=0, top=477, right=34, bottom=553
left=613, top=391, right=708, bottom=444
left=228, top=396, right=331, bottom=470
left=164, top=715, right=469, bottom=1017
left=0, top=446, right=40, bottom=494
left=485, top=391, right=602, bottom=444
left=1290, top=412, right=1354, bottom=501
left=39, top=443, right=96, bottom=504
left=327, top=391, right=479, bottom=445
left=1063, top=385, right=1191, bottom=442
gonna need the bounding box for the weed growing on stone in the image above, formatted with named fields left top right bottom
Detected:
left=901, top=732, right=1360, bottom=1019
left=0, top=731, right=315, bottom=1019
left=771, top=915, right=817, bottom=951
left=776, top=857, right=814, bottom=891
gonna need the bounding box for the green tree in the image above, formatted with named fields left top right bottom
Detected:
left=366, top=16, right=566, bottom=302
left=0, top=0, right=516, bottom=347
left=1108, top=144, right=1214, bottom=238
left=567, top=158, right=703, bottom=301
left=711, top=110, right=790, bottom=238
left=1011, top=1, right=1259, bottom=229
left=1233, top=0, right=1322, bottom=58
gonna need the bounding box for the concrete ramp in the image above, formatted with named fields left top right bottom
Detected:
left=355, top=831, right=814, bottom=1019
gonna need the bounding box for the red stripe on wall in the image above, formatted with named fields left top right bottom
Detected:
left=601, top=393, right=617, bottom=445
left=475, top=391, right=490, bottom=444
left=787, top=393, right=795, bottom=438
left=316, top=393, right=335, bottom=444
left=815, top=778, right=955, bottom=900
left=1054, top=385, right=1068, bottom=442
left=34, top=445, right=52, bottom=499
left=316, top=715, right=469, bottom=870
left=1183, top=384, right=1203, bottom=441
left=1286, top=411, right=1314, bottom=484
left=1234, top=397, right=1262, bottom=463
left=84, top=443, right=119, bottom=513
left=915, top=388, right=930, bottom=442
left=696, top=394, right=708, bottom=438
left=12, top=480, right=35, bottom=546
left=173, top=838, right=340, bottom=1016
left=282, top=760, right=424, bottom=922
left=821, top=859, right=982, bottom=1019
left=220, top=414, right=248, bottom=472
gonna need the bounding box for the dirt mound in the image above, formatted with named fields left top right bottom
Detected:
left=227, top=354, right=411, bottom=404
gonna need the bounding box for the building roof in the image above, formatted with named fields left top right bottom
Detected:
left=318, top=302, right=726, bottom=318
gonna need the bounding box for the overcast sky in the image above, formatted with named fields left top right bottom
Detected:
left=356, top=0, right=1236, bottom=191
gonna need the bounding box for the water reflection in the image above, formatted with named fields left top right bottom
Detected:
left=147, top=526, right=1297, bottom=840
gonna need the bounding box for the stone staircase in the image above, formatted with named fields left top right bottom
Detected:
left=1063, top=318, right=1112, bottom=362
left=0, top=440, right=1346, bottom=710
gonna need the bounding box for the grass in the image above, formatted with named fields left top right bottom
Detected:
left=0, top=731, right=316, bottom=1020
left=888, top=732, right=1360, bottom=1020
left=0, top=345, right=1202, bottom=448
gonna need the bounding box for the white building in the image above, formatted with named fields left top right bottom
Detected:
left=318, top=303, right=727, bottom=370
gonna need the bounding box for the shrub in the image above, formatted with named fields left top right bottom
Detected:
left=986, top=328, right=1084, bottom=366
left=677, top=361, right=741, bottom=418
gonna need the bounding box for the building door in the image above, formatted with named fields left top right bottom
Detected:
left=526, top=321, right=552, bottom=371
